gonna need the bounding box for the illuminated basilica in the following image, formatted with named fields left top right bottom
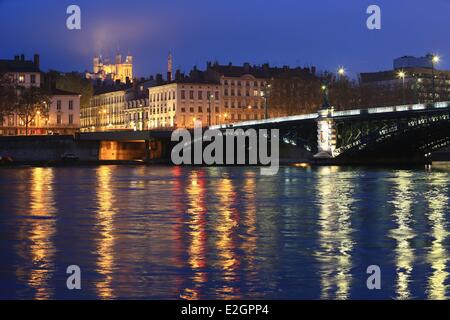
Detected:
left=86, top=53, right=133, bottom=83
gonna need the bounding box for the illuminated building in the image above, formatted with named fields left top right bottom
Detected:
left=81, top=79, right=154, bottom=132
left=360, top=54, right=450, bottom=103
left=0, top=54, right=81, bottom=136
left=83, top=60, right=318, bottom=131
left=86, top=53, right=133, bottom=84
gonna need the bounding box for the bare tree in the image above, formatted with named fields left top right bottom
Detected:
left=14, top=86, right=51, bottom=135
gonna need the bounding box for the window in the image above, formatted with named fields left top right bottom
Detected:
left=189, top=91, right=194, bottom=100
left=57, top=115, right=61, bottom=124
left=198, top=91, right=203, bottom=100
left=31, top=75, right=36, bottom=84
left=57, top=100, right=62, bottom=110
left=69, top=114, right=73, bottom=124
left=215, top=91, right=219, bottom=100
left=69, top=100, right=73, bottom=110
left=181, top=90, right=186, bottom=99
left=198, top=107, right=203, bottom=112
left=18, top=75, right=25, bottom=83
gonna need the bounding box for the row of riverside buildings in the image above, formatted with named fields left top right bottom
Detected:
left=80, top=59, right=317, bottom=132
left=0, top=54, right=81, bottom=136
left=2, top=52, right=450, bottom=136
left=81, top=53, right=450, bottom=133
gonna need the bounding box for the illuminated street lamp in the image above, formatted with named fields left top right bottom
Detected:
left=207, top=94, right=214, bottom=126
left=431, top=54, right=440, bottom=102
left=337, top=67, right=345, bottom=80
left=397, top=70, right=406, bottom=105
left=260, top=82, right=272, bottom=120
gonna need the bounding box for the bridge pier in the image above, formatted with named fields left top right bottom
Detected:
left=314, top=107, right=336, bottom=159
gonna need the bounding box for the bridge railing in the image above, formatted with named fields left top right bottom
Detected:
left=207, top=101, right=450, bottom=130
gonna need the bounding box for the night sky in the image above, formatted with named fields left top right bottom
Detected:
left=1, top=0, right=449, bottom=77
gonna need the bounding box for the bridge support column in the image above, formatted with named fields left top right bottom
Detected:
left=145, top=140, right=151, bottom=164
left=314, top=107, right=336, bottom=159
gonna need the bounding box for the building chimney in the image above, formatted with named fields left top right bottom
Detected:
left=20, top=54, right=25, bottom=61
left=175, top=69, right=181, bottom=81
left=34, top=54, right=40, bottom=69
left=156, top=74, right=163, bottom=84
left=14, top=55, right=20, bottom=61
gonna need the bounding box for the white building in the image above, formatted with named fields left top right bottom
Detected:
left=0, top=54, right=81, bottom=136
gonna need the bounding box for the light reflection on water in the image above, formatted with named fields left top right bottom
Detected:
left=0, top=165, right=449, bottom=300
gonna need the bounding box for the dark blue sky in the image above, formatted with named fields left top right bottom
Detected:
left=1, top=0, right=449, bottom=77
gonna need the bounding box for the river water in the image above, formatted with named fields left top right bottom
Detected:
left=0, top=165, right=449, bottom=300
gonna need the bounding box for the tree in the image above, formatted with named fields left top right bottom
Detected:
left=0, top=73, right=17, bottom=118
left=14, top=86, right=51, bottom=136
left=45, top=70, right=93, bottom=108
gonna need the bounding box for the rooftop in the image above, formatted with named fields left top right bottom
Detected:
left=0, top=54, right=40, bottom=73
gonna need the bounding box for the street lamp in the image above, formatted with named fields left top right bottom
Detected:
left=207, top=93, right=214, bottom=126
left=431, top=54, right=440, bottom=102
left=260, top=82, right=272, bottom=120
left=337, top=67, right=345, bottom=80
left=397, top=70, right=406, bottom=105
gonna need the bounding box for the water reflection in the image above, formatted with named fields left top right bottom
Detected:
left=240, top=172, right=258, bottom=285
left=425, top=173, right=449, bottom=300
left=215, top=175, right=240, bottom=299
left=315, top=167, right=354, bottom=300
left=181, top=171, right=208, bottom=300
left=389, top=171, right=415, bottom=300
left=94, top=166, right=117, bottom=299
left=1, top=165, right=449, bottom=300
left=15, top=168, right=56, bottom=300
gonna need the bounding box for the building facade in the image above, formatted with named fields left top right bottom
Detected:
left=81, top=79, right=154, bottom=132
left=82, top=61, right=318, bottom=131
left=360, top=54, right=450, bottom=103
left=0, top=54, right=81, bottom=136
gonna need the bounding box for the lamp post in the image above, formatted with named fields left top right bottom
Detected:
left=397, top=70, right=406, bottom=105
left=260, top=82, right=271, bottom=120
left=431, top=55, right=440, bottom=103
left=321, top=81, right=330, bottom=109
left=207, top=93, right=214, bottom=126
left=337, top=67, right=345, bottom=80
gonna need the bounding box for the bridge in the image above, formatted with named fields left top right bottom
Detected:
left=78, top=101, right=450, bottom=164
